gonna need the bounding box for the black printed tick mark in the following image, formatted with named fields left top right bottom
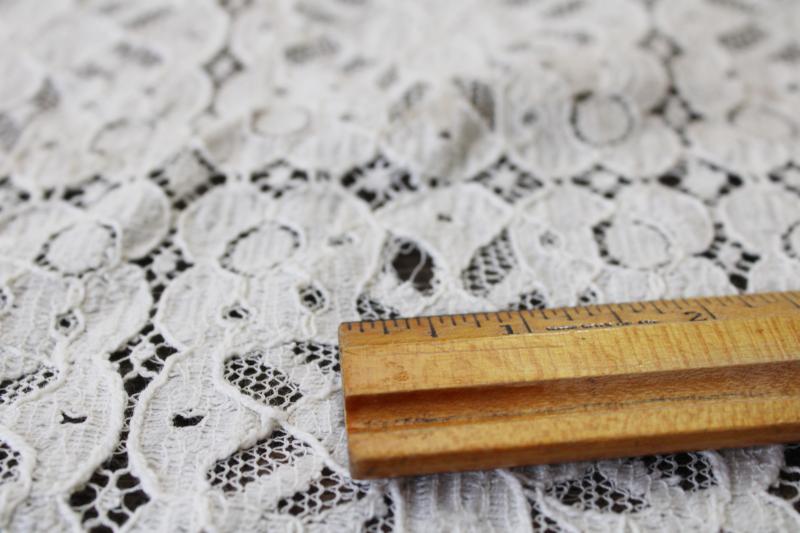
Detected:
left=60, top=411, right=87, bottom=424
left=172, top=413, right=204, bottom=427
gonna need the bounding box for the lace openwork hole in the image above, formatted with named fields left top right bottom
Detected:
left=54, top=310, right=81, bottom=337
left=172, top=413, right=205, bottom=428
left=222, top=303, right=251, bottom=322
left=298, top=285, right=327, bottom=313
left=0, top=288, right=9, bottom=312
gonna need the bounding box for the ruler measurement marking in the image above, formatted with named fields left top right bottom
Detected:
left=344, top=292, right=800, bottom=338
left=608, top=306, right=624, bottom=325
left=472, top=314, right=482, bottom=328
left=519, top=314, right=533, bottom=333
left=738, top=296, right=754, bottom=308
left=696, top=301, right=718, bottom=320
left=426, top=317, right=438, bottom=338
left=782, top=293, right=800, bottom=309
left=746, top=294, right=760, bottom=304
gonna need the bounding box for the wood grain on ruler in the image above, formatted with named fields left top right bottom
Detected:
left=339, top=292, right=800, bottom=478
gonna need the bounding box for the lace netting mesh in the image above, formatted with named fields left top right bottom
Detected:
left=224, top=351, right=304, bottom=410
left=508, top=289, right=549, bottom=311
left=472, top=156, right=544, bottom=203
left=208, top=427, right=312, bottom=493
left=0, top=440, right=21, bottom=484
left=771, top=445, right=800, bottom=512
left=357, top=295, right=401, bottom=321
left=461, top=229, right=517, bottom=296
left=0, top=366, right=58, bottom=406
left=276, top=466, right=371, bottom=518
left=249, top=161, right=309, bottom=197
left=697, top=222, right=761, bottom=291
left=545, top=466, right=648, bottom=514
left=527, top=498, right=563, bottom=533
left=341, top=155, right=418, bottom=210
left=643, top=453, right=716, bottom=492
left=292, top=341, right=340, bottom=374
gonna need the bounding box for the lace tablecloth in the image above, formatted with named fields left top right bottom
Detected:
left=1, top=0, right=800, bottom=531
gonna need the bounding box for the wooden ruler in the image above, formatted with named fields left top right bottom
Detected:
left=339, top=291, right=800, bottom=478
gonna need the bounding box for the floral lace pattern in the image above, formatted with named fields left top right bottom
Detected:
left=1, top=0, right=799, bottom=531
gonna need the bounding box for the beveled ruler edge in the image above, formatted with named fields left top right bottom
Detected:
left=339, top=291, right=800, bottom=479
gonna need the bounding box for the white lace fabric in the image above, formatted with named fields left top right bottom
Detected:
left=0, top=0, right=799, bottom=531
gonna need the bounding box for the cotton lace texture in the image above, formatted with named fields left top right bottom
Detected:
left=0, top=0, right=799, bottom=531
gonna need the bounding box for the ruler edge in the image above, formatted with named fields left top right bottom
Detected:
left=338, top=291, right=800, bottom=348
